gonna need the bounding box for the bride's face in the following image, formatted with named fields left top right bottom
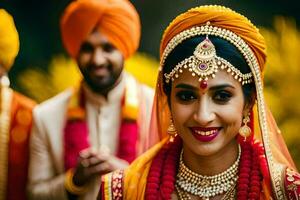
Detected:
left=170, top=69, right=247, bottom=157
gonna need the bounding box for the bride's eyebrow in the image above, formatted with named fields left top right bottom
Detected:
left=209, top=84, right=235, bottom=91
left=175, top=83, right=197, bottom=90
left=175, top=83, right=235, bottom=91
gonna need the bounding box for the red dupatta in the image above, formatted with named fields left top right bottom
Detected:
left=0, top=86, right=35, bottom=200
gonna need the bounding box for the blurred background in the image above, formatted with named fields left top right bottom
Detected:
left=1, top=0, right=300, bottom=168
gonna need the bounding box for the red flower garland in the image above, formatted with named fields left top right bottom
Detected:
left=160, top=138, right=182, bottom=199
left=145, top=145, right=168, bottom=200
left=145, top=137, right=182, bottom=200
left=146, top=136, right=264, bottom=200
left=249, top=142, right=263, bottom=199
left=237, top=140, right=252, bottom=199
left=116, top=120, right=138, bottom=163
left=64, top=86, right=139, bottom=170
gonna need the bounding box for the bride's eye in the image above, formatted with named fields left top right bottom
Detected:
left=176, top=90, right=197, bottom=103
left=213, top=90, right=232, bottom=104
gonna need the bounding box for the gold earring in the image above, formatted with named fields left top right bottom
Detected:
left=167, top=118, right=177, bottom=142
left=239, top=114, right=251, bottom=141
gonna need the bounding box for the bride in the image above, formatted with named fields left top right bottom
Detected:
left=99, top=5, right=299, bottom=200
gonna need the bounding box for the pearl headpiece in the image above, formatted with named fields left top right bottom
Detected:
left=164, top=36, right=253, bottom=85
left=162, top=22, right=254, bottom=85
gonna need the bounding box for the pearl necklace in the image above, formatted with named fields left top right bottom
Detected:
left=175, top=183, right=236, bottom=200
left=176, top=145, right=241, bottom=199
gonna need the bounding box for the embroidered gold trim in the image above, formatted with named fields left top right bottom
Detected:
left=284, top=167, right=299, bottom=199
left=0, top=80, right=12, bottom=200
left=104, top=173, right=112, bottom=199
left=271, top=163, right=287, bottom=199
left=111, top=170, right=123, bottom=199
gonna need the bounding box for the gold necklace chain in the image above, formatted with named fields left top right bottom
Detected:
left=176, top=145, right=240, bottom=199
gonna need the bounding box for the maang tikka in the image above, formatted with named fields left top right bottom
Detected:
left=164, top=36, right=253, bottom=85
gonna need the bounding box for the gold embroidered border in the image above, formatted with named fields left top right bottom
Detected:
left=272, top=163, right=287, bottom=199
left=104, top=173, right=112, bottom=200
left=0, top=86, right=12, bottom=200
left=111, top=170, right=124, bottom=200
left=285, top=167, right=300, bottom=199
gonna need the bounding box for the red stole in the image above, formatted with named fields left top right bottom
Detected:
left=64, top=80, right=139, bottom=171
left=1, top=90, right=35, bottom=200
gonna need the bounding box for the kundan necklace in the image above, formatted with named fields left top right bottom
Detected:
left=175, top=183, right=236, bottom=200
left=176, top=145, right=241, bottom=200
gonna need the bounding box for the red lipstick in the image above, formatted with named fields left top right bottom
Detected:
left=190, top=127, right=220, bottom=142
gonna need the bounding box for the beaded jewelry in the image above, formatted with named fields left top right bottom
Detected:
left=175, top=183, right=236, bottom=200
left=176, top=145, right=241, bottom=199
left=164, top=34, right=252, bottom=85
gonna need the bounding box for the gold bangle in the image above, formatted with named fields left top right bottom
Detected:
left=64, top=168, right=88, bottom=195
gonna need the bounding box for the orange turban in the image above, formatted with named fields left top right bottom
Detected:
left=160, top=5, right=267, bottom=73
left=60, top=0, right=140, bottom=59
left=0, top=9, right=19, bottom=70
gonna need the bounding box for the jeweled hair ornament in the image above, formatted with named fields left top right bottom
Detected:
left=164, top=34, right=253, bottom=85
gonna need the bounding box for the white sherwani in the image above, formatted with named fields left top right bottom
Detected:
left=27, top=73, right=154, bottom=200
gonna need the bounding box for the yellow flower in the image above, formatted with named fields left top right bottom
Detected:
left=261, top=17, right=300, bottom=168
left=125, top=53, right=159, bottom=88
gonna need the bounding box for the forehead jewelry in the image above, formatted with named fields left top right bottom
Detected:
left=164, top=36, right=253, bottom=85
